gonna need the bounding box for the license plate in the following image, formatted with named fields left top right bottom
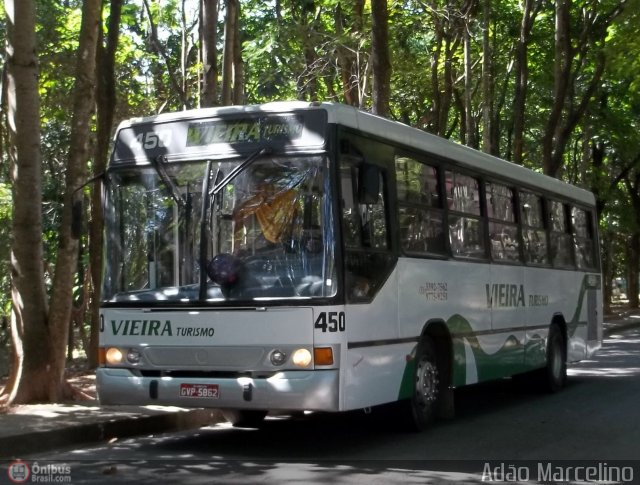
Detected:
left=179, top=383, right=219, bottom=399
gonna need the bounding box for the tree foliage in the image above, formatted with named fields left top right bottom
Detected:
left=0, top=0, right=639, bottom=402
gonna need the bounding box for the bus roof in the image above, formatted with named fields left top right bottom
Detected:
left=117, top=101, right=596, bottom=207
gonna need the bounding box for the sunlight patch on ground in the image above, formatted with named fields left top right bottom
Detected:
left=12, top=404, right=100, bottom=417
left=568, top=367, right=640, bottom=377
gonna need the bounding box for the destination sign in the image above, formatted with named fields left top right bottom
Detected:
left=111, top=110, right=326, bottom=163
left=186, top=116, right=304, bottom=146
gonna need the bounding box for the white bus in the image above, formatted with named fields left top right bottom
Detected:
left=96, top=101, right=602, bottom=430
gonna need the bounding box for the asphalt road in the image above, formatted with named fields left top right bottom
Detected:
left=18, top=328, right=640, bottom=484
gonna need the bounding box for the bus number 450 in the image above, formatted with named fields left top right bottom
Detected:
left=314, top=312, right=346, bottom=332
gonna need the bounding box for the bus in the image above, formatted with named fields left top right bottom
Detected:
left=96, top=101, right=602, bottom=430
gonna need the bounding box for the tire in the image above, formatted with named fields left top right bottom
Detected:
left=222, top=409, right=267, bottom=428
left=401, top=336, right=441, bottom=431
left=543, top=324, right=567, bottom=393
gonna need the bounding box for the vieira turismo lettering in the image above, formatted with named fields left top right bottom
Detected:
left=486, top=284, right=525, bottom=308
left=111, top=320, right=172, bottom=336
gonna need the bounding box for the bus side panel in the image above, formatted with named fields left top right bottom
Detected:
left=586, top=276, right=604, bottom=357
left=524, top=268, right=601, bottom=368
left=396, top=258, right=494, bottom=387
left=487, top=263, right=527, bottom=378
left=343, top=268, right=406, bottom=411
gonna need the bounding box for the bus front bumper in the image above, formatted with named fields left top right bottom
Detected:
left=96, top=368, right=340, bottom=411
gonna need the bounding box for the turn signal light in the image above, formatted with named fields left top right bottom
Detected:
left=314, top=347, right=334, bottom=366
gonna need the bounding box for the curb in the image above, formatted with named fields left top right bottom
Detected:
left=0, top=409, right=222, bottom=459
left=604, top=320, right=640, bottom=337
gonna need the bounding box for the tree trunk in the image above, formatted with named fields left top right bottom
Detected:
left=628, top=233, right=639, bottom=309
left=200, top=0, right=218, bottom=107
left=232, top=0, right=244, bottom=105
left=371, top=0, right=391, bottom=117
left=428, top=24, right=444, bottom=134
left=512, top=0, right=539, bottom=164
left=2, top=0, right=51, bottom=405
left=481, top=0, right=493, bottom=154
left=463, top=19, right=475, bottom=148
left=46, top=0, right=101, bottom=400
left=601, top=229, right=613, bottom=314
left=142, top=0, right=189, bottom=110
left=627, top=172, right=640, bottom=309
left=335, top=3, right=361, bottom=106
left=541, top=0, right=617, bottom=177
left=542, top=0, right=571, bottom=176
left=90, top=0, right=122, bottom=369
left=221, top=0, right=237, bottom=106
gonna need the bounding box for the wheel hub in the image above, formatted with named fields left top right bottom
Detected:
left=415, top=357, right=439, bottom=407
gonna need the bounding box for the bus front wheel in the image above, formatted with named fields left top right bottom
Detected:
left=403, top=336, right=441, bottom=431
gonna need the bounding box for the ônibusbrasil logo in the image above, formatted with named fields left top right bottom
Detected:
left=6, top=460, right=71, bottom=483
left=7, top=460, right=30, bottom=484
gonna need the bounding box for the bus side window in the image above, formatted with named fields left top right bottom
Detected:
left=446, top=170, right=485, bottom=259
left=572, top=206, right=596, bottom=269
left=340, top=156, right=393, bottom=301
left=549, top=200, right=574, bottom=267
left=520, top=191, right=548, bottom=265
left=396, top=156, right=446, bottom=255
left=486, top=182, right=520, bottom=262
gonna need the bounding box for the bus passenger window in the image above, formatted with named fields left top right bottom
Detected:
left=486, top=182, right=520, bottom=262
left=396, top=156, right=445, bottom=255
left=520, top=191, right=548, bottom=265
left=446, top=170, right=485, bottom=259
left=549, top=200, right=574, bottom=267
left=572, top=207, right=596, bottom=269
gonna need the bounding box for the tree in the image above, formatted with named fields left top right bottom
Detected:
left=89, top=0, right=123, bottom=369
left=2, top=0, right=101, bottom=405
left=335, top=1, right=364, bottom=106
left=200, top=0, right=218, bottom=107
left=46, top=0, right=101, bottom=399
left=542, top=0, right=626, bottom=177
left=511, top=0, right=541, bottom=164
left=221, top=0, right=238, bottom=105
left=371, top=0, right=391, bottom=116
left=2, top=0, right=50, bottom=405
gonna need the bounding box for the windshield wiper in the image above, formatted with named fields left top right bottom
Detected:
left=198, top=146, right=272, bottom=300
left=152, top=155, right=183, bottom=206
left=210, top=146, right=272, bottom=196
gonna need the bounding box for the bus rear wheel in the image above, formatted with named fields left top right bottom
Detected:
left=222, top=409, right=267, bottom=428
left=402, top=336, right=441, bottom=431
left=544, top=324, right=567, bottom=392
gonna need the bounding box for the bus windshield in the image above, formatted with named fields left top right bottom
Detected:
left=102, top=154, right=336, bottom=303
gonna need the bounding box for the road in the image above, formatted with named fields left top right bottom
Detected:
left=23, top=328, right=640, bottom=484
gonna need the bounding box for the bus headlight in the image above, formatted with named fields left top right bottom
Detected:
left=105, top=347, right=124, bottom=365
left=270, top=349, right=287, bottom=366
left=292, top=348, right=312, bottom=368
left=126, top=349, right=142, bottom=364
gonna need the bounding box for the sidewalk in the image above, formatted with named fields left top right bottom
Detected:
left=1, top=308, right=640, bottom=460
left=0, top=402, right=221, bottom=459
left=603, top=303, right=640, bottom=336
